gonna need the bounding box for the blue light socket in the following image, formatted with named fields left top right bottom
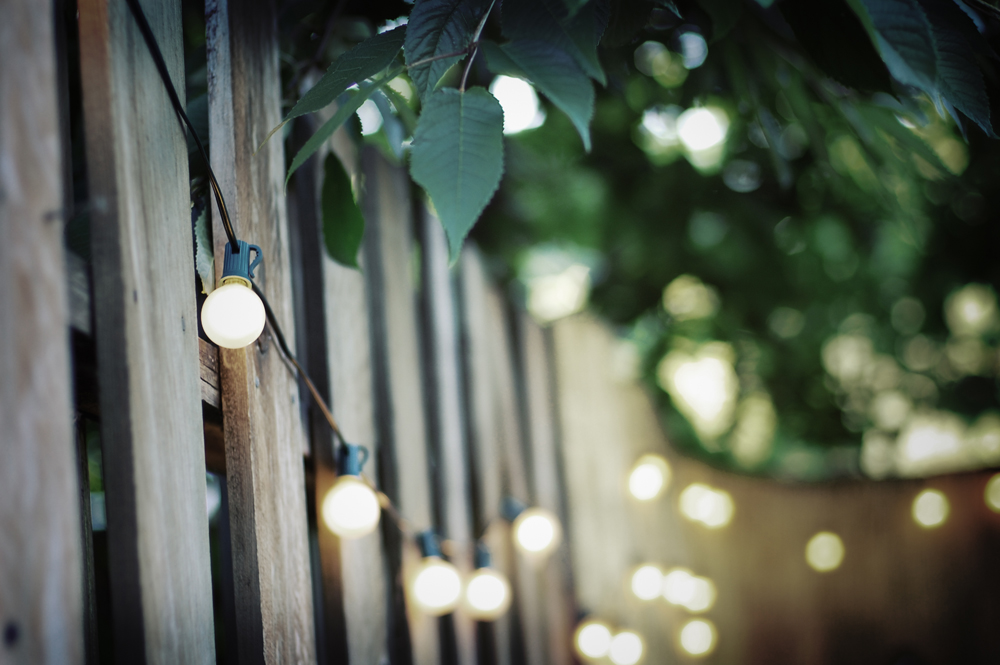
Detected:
left=501, top=496, right=527, bottom=522
left=337, top=443, right=370, bottom=477
left=474, top=542, right=492, bottom=569
left=417, top=530, right=442, bottom=558
left=221, top=239, right=263, bottom=283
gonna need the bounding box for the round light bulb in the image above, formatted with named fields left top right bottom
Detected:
left=321, top=475, right=381, bottom=539
left=912, top=489, right=949, bottom=528
left=410, top=556, right=462, bottom=616
left=986, top=473, right=1000, bottom=513
left=574, top=620, right=613, bottom=659
left=628, top=454, right=671, bottom=501
left=201, top=280, right=266, bottom=348
left=512, top=507, right=562, bottom=557
left=464, top=568, right=512, bottom=620
left=679, top=619, right=717, bottom=657
left=630, top=565, right=664, bottom=601
left=609, top=631, right=644, bottom=665
left=805, top=531, right=845, bottom=572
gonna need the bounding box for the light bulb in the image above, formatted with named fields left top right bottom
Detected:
left=805, top=531, right=845, bottom=572
left=574, top=620, right=613, bottom=659
left=464, top=568, right=511, bottom=620
left=678, top=619, right=717, bottom=657
left=321, top=475, right=381, bottom=539
left=512, top=507, right=562, bottom=557
left=662, top=568, right=716, bottom=613
left=609, top=631, right=644, bottom=665
left=410, top=556, right=462, bottom=615
left=912, top=489, right=949, bottom=528
left=628, top=454, right=671, bottom=500
left=630, top=565, right=664, bottom=601
left=986, top=473, right=1000, bottom=512
left=201, top=279, right=266, bottom=348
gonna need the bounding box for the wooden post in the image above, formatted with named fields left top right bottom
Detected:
left=206, top=0, right=316, bottom=662
left=77, top=0, right=216, bottom=661
left=0, top=1, right=83, bottom=662
left=421, top=212, right=477, bottom=665
left=362, top=148, right=440, bottom=665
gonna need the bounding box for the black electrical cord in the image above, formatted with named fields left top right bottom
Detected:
left=124, top=0, right=239, bottom=253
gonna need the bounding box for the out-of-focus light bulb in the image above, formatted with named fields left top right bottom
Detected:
left=574, top=620, right=613, bottom=659
left=321, top=475, right=381, bottom=539
left=629, top=454, right=671, bottom=500
left=805, top=531, right=844, bottom=572
left=678, top=619, right=716, bottom=657
left=609, top=631, right=644, bottom=665
left=912, top=489, right=949, bottom=528
left=513, top=507, right=561, bottom=557
left=464, top=568, right=511, bottom=621
left=677, top=107, right=728, bottom=152
left=679, top=483, right=734, bottom=528
left=410, top=556, right=462, bottom=616
left=661, top=568, right=716, bottom=613
left=630, top=564, right=664, bottom=601
left=201, top=280, right=266, bottom=348
left=986, top=474, right=1000, bottom=513
left=489, top=75, right=546, bottom=135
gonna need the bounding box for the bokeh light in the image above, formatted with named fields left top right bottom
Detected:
left=630, top=564, right=664, bottom=601
left=634, top=41, right=688, bottom=88
left=575, top=620, right=613, bottom=659
left=410, top=557, right=462, bottom=615
left=677, top=107, right=729, bottom=152
left=678, top=31, right=708, bottom=69
left=805, top=531, right=845, bottom=572
left=896, top=412, right=967, bottom=477
left=526, top=264, right=591, bottom=324
left=679, top=483, right=734, bottom=528
left=357, top=98, right=383, bottom=136
left=662, top=274, right=719, bottom=321
left=464, top=568, right=511, bottom=620
left=912, top=489, right=950, bottom=528
left=985, top=474, right=1000, bottom=513
left=489, top=75, right=545, bottom=135
left=661, top=567, right=716, bottom=613
left=513, top=507, right=561, bottom=557
left=609, top=631, right=644, bottom=665
left=678, top=619, right=717, bottom=657
left=944, top=284, right=999, bottom=337
left=657, top=343, right=739, bottom=440
left=321, top=475, right=382, bottom=539
left=628, top=454, right=671, bottom=500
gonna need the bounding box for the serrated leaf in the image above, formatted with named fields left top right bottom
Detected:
left=410, top=88, right=505, bottom=260
left=502, top=0, right=607, bottom=85
left=322, top=153, right=365, bottom=268
left=381, top=84, right=419, bottom=134
left=286, top=82, right=382, bottom=187
left=482, top=39, right=595, bottom=150
left=850, top=0, right=995, bottom=136
left=194, top=206, right=215, bottom=293
left=371, top=90, right=407, bottom=159
left=405, top=0, right=493, bottom=100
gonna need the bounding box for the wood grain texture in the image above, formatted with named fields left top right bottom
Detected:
left=77, top=0, right=216, bottom=661
left=0, top=0, right=83, bottom=661
left=206, top=1, right=317, bottom=663
left=421, top=212, right=476, bottom=665
left=361, top=148, right=439, bottom=665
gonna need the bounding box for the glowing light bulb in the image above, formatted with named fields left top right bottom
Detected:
left=609, top=631, right=644, bottom=665
left=986, top=474, right=1000, bottom=513
left=630, top=565, right=664, bottom=601
left=464, top=567, right=511, bottom=620
left=912, top=489, right=949, bottom=528
left=677, top=107, right=728, bottom=152
left=574, top=620, right=613, bottom=659
left=661, top=568, right=716, bottom=613
left=489, top=75, right=546, bottom=134
left=513, top=507, right=561, bottom=557
left=321, top=475, right=381, bottom=539
left=679, top=483, right=734, bottom=528
left=805, top=531, right=845, bottom=572
left=678, top=619, right=716, bottom=657
left=410, top=556, right=462, bottom=616
left=201, top=279, right=266, bottom=348
left=628, top=454, right=671, bottom=501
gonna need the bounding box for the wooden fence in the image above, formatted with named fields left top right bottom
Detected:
left=3, top=1, right=1000, bottom=664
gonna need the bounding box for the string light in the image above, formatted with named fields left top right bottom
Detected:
left=321, top=444, right=381, bottom=539
left=986, top=473, right=1000, bottom=512
left=912, top=489, right=949, bottom=528
left=574, top=619, right=613, bottom=660
left=805, top=531, right=844, bottom=572
left=609, top=630, right=644, bottom=665
left=410, top=531, right=462, bottom=616
left=678, top=618, right=717, bottom=657
left=512, top=506, right=562, bottom=558
left=679, top=483, right=734, bottom=528
left=630, top=564, right=664, bottom=601
left=201, top=240, right=266, bottom=348
left=628, top=454, right=671, bottom=501
left=464, top=545, right=512, bottom=621
left=661, top=567, right=716, bottom=613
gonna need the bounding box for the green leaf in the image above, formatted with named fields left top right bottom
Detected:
left=849, top=0, right=995, bottom=136
left=601, top=0, right=653, bottom=48
left=194, top=207, right=215, bottom=293
left=562, top=0, right=592, bottom=17
left=321, top=153, right=365, bottom=268
left=404, top=0, right=493, bottom=100
left=409, top=88, right=505, bottom=260
left=371, top=90, right=407, bottom=159
left=288, top=27, right=406, bottom=122
left=502, top=0, right=607, bottom=85
left=286, top=82, right=382, bottom=187
left=482, top=39, right=595, bottom=151
left=853, top=104, right=950, bottom=174
left=697, top=0, right=742, bottom=42
left=381, top=84, right=419, bottom=134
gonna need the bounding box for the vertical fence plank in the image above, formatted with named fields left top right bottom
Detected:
left=421, top=213, right=477, bottom=665
left=76, top=0, right=216, bottom=661
left=206, top=1, right=316, bottom=662
left=362, top=148, right=440, bottom=665
left=0, top=1, right=82, bottom=662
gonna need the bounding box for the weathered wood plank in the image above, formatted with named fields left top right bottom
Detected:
left=206, top=1, right=317, bottom=663
left=0, top=1, right=83, bottom=660
left=421, top=212, right=476, bottom=665
left=77, top=0, right=216, bottom=661
left=362, top=148, right=439, bottom=665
